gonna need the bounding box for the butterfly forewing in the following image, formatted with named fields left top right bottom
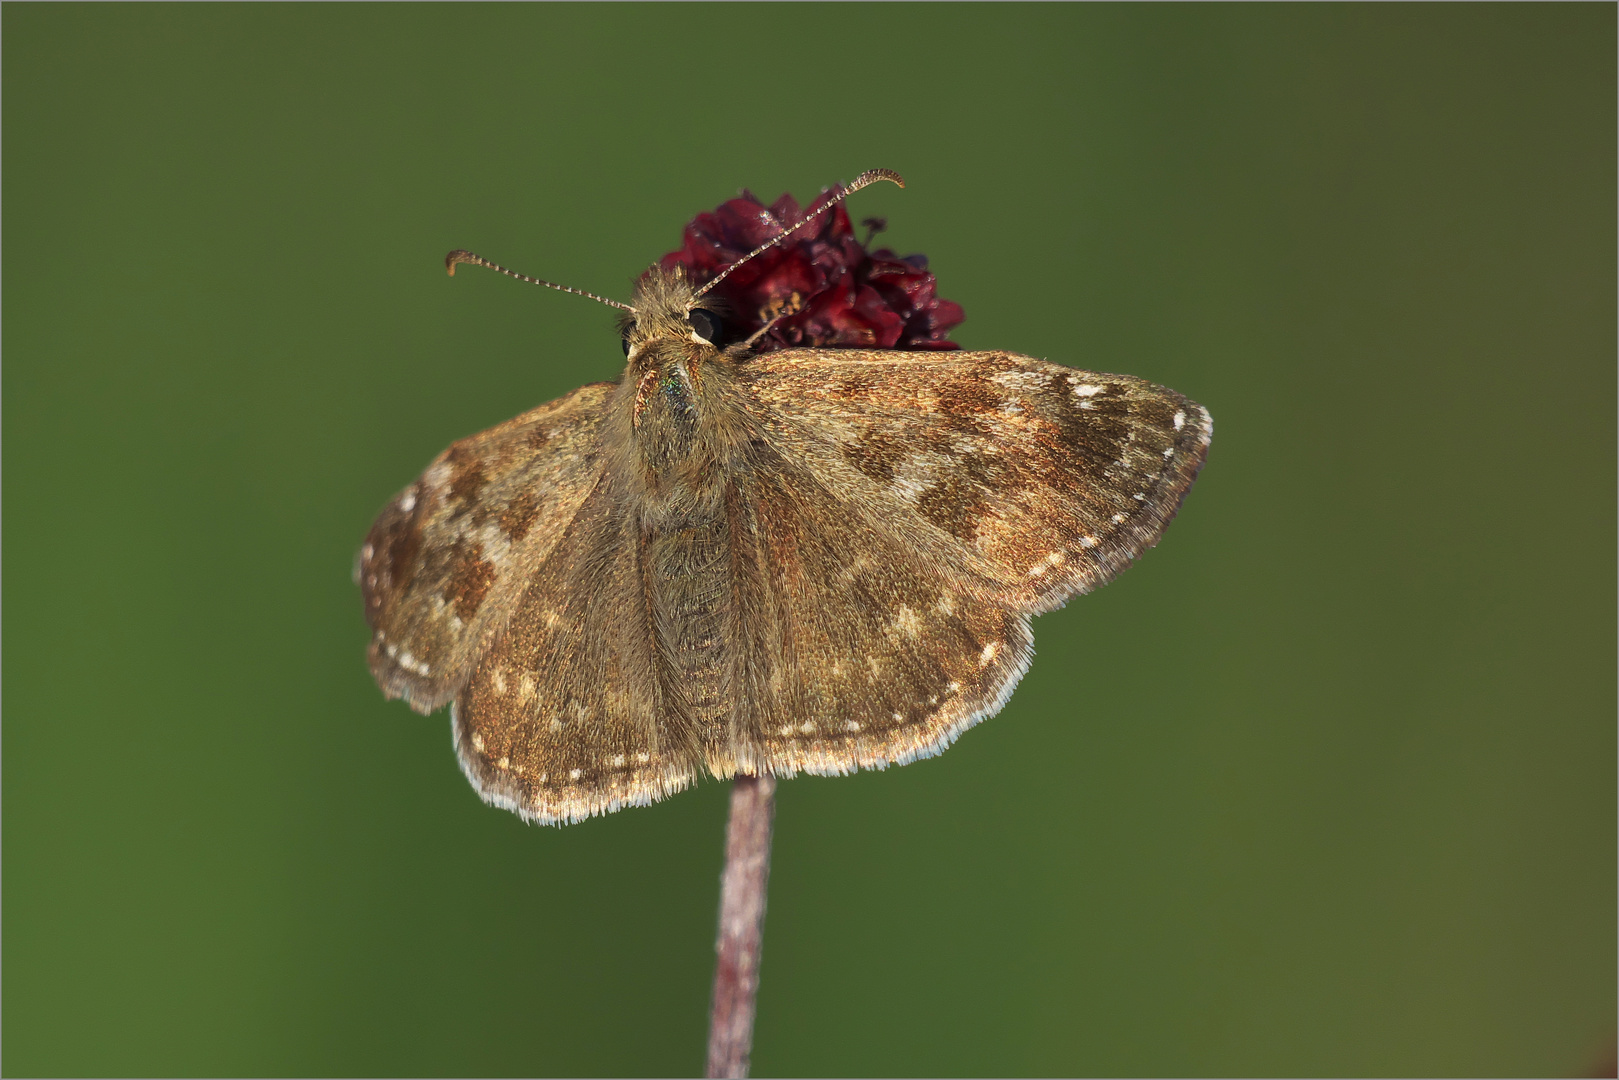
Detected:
left=738, top=349, right=1212, bottom=612
left=359, top=382, right=612, bottom=711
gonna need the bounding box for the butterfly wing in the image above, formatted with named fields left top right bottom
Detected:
left=725, top=348, right=1211, bottom=773
left=719, top=456, right=1036, bottom=776
left=450, top=474, right=708, bottom=825
left=358, top=382, right=613, bottom=711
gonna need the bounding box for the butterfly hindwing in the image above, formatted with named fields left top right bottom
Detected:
left=722, top=458, right=1035, bottom=775
left=452, top=473, right=708, bottom=824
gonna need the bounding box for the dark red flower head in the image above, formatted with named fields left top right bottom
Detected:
left=654, top=185, right=964, bottom=352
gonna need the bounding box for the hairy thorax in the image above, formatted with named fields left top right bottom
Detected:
left=607, top=270, right=759, bottom=525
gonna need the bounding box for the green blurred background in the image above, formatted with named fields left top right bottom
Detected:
left=4, top=5, right=1613, bottom=1077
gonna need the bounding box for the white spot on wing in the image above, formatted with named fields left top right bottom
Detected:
left=989, top=370, right=1051, bottom=393
left=568, top=769, right=582, bottom=780
left=979, top=641, right=1000, bottom=667
left=1026, top=551, right=1064, bottom=576
left=398, top=491, right=416, bottom=513
left=889, top=450, right=955, bottom=505
left=471, top=732, right=485, bottom=753
left=891, top=477, right=929, bottom=502
left=395, top=650, right=430, bottom=675
left=1173, top=410, right=1186, bottom=431
left=1071, top=383, right=1105, bottom=398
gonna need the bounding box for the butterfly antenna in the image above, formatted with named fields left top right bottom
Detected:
left=445, top=250, right=637, bottom=313
left=693, top=168, right=904, bottom=300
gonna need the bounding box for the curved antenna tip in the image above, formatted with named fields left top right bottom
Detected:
left=859, top=168, right=905, bottom=190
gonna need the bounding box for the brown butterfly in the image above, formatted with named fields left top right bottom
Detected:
left=357, top=170, right=1212, bottom=825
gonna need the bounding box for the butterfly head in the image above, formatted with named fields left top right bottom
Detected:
left=619, top=264, right=732, bottom=364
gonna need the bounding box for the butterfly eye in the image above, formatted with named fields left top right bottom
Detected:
left=688, top=308, right=721, bottom=343
left=621, top=332, right=633, bottom=356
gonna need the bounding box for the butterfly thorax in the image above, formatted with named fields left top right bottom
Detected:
left=608, top=266, right=755, bottom=522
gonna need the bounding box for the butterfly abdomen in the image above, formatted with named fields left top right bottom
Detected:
left=643, top=513, right=733, bottom=739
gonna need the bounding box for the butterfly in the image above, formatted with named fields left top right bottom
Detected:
left=357, top=170, right=1211, bottom=825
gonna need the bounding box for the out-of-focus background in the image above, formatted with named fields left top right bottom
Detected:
left=5, top=6, right=1613, bottom=1076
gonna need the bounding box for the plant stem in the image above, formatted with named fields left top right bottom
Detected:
left=705, top=774, right=777, bottom=1079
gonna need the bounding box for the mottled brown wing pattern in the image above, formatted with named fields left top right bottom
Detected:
left=358, top=382, right=613, bottom=711
left=726, top=349, right=1210, bottom=772
left=450, top=451, right=1036, bottom=822
left=723, top=460, right=1035, bottom=777
left=451, top=476, right=707, bottom=824
left=738, top=349, right=1212, bottom=612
